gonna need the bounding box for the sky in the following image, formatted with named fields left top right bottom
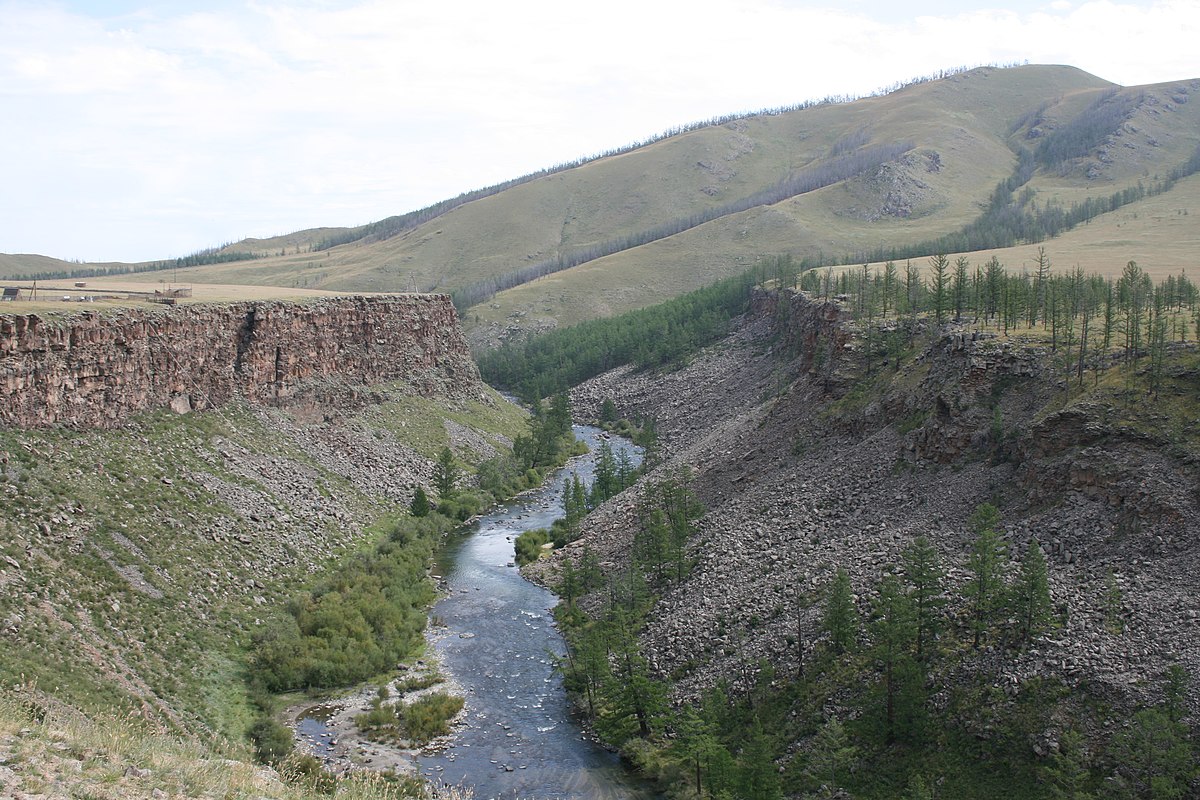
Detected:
left=1, top=0, right=1198, bottom=263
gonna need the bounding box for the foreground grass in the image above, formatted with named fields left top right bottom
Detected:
left=0, top=686, right=473, bottom=800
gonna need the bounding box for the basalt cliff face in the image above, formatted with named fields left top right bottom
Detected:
left=0, top=294, right=479, bottom=428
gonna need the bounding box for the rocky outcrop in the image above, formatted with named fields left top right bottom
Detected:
left=557, top=287, right=1200, bottom=721
left=0, top=295, right=480, bottom=428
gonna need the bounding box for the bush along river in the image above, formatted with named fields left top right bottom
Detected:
left=295, top=425, right=651, bottom=799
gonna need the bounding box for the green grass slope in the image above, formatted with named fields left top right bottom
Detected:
left=0, top=387, right=524, bottom=747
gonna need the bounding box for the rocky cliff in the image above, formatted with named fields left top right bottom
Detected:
left=0, top=295, right=479, bottom=428
left=558, top=287, right=1200, bottom=723
left=0, top=294, right=524, bottom=758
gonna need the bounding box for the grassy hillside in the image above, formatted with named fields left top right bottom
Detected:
left=466, top=73, right=1199, bottom=345
left=0, top=387, right=525, bottom=747
left=7, top=66, right=1197, bottom=344
left=0, top=67, right=1105, bottom=285
left=164, top=66, right=1114, bottom=297
left=0, top=685, right=453, bottom=799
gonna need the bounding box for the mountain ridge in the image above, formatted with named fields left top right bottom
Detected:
left=9, top=65, right=1194, bottom=322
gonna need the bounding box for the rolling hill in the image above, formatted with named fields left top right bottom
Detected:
left=4, top=65, right=1198, bottom=348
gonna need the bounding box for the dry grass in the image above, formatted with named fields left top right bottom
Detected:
left=813, top=170, right=1200, bottom=283
left=0, top=685, right=472, bottom=799
left=0, top=277, right=384, bottom=314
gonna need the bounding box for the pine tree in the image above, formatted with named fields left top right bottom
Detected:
left=434, top=446, right=460, bottom=499
left=953, top=256, right=970, bottom=322
left=985, top=255, right=1004, bottom=326
left=905, top=260, right=921, bottom=326
left=633, top=505, right=670, bottom=583
left=737, top=717, right=783, bottom=800
left=561, top=472, right=588, bottom=538
left=409, top=486, right=430, bottom=517
left=1118, top=260, right=1147, bottom=363
left=1042, top=729, right=1094, bottom=800
left=869, top=574, right=916, bottom=742
left=1014, top=538, right=1053, bottom=643
left=805, top=716, right=858, bottom=795
left=1164, top=664, right=1190, bottom=723
left=599, top=397, right=618, bottom=423
left=822, top=567, right=858, bottom=654
left=669, top=705, right=722, bottom=798
left=548, top=390, right=573, bottom=437
left=930, top=253, right=950, bottom=324
left=901, top=536, right=944, bottom=658
left=589, top=440, right=619, bottom=506
left=1108, top=708, right=1195, bottom=799
left=967, top=503, right=1007, bottom=647
left=616, top=448, right=635, bottom=489
left=559, top=558, right=580, bottom=608
left=1034, top=246, right=1051, bottom=327
left=883, top=260, right=898, bottom=317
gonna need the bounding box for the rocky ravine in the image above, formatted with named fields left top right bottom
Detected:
left=0, top=296, right=518, bottom=749
left=542, top=287, right=1200, bottom=724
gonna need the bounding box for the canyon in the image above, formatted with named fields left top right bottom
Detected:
left=552, top=287, right=1200, bottom=730
left=0, top=295, right=522, bottom=782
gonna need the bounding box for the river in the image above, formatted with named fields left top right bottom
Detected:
left=414, top=424, right=648, bottom=799
left=292, top=426, right=651, bottom=796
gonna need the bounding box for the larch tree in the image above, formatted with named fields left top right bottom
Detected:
left=901, top=535, right=944, bottom=658
left=434, top=446, right=460, bottom=499
left=930, top=253, right=951, bottom=325
left=967, top=503, right=1007, bottom=648
left=822, top=567, right=859, bottom=654
left=1013, top=538, right=1053, bottom=643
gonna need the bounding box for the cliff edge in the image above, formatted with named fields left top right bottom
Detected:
left=0, top=294, right=479, bottom=428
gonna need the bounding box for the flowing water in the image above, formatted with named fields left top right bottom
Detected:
left=416, top=425, right=649, bottom=799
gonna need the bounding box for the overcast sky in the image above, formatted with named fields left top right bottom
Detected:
left=2, top=0, right=1198, bottom=263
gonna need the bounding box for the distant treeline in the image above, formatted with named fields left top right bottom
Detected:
left=452, top=142, right=913, bottom=310
left=4, top=246, right=264, bottom=282
left=477, top=270, right=759, bottom=402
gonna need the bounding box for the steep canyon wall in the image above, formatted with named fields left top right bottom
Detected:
left=0, top=295, right=479, bottom=428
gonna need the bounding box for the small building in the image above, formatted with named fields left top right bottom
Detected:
left=74, top=281, right=87, bottom=288
left=1, top=287, right=21, bottom=301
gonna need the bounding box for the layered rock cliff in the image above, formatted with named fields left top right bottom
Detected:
left=0, top=295, right=479, bottom=428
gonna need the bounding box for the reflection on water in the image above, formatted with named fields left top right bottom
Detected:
left=417, top=426, right=650, bottom=800
left=296, top=705, right=340, bottom=761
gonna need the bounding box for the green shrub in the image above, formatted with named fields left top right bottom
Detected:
left=514, top=528, right=550, bottom=565
left=437, top=491, right=489, bottom=521
left=250, top=513, right=455, bottom=692
left=400, top=692, right=464, bottom=744
left=248, top=716, right=294, bottom=765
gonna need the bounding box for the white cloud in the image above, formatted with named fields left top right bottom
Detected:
left=0, top=0, right=1197, bottom=261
